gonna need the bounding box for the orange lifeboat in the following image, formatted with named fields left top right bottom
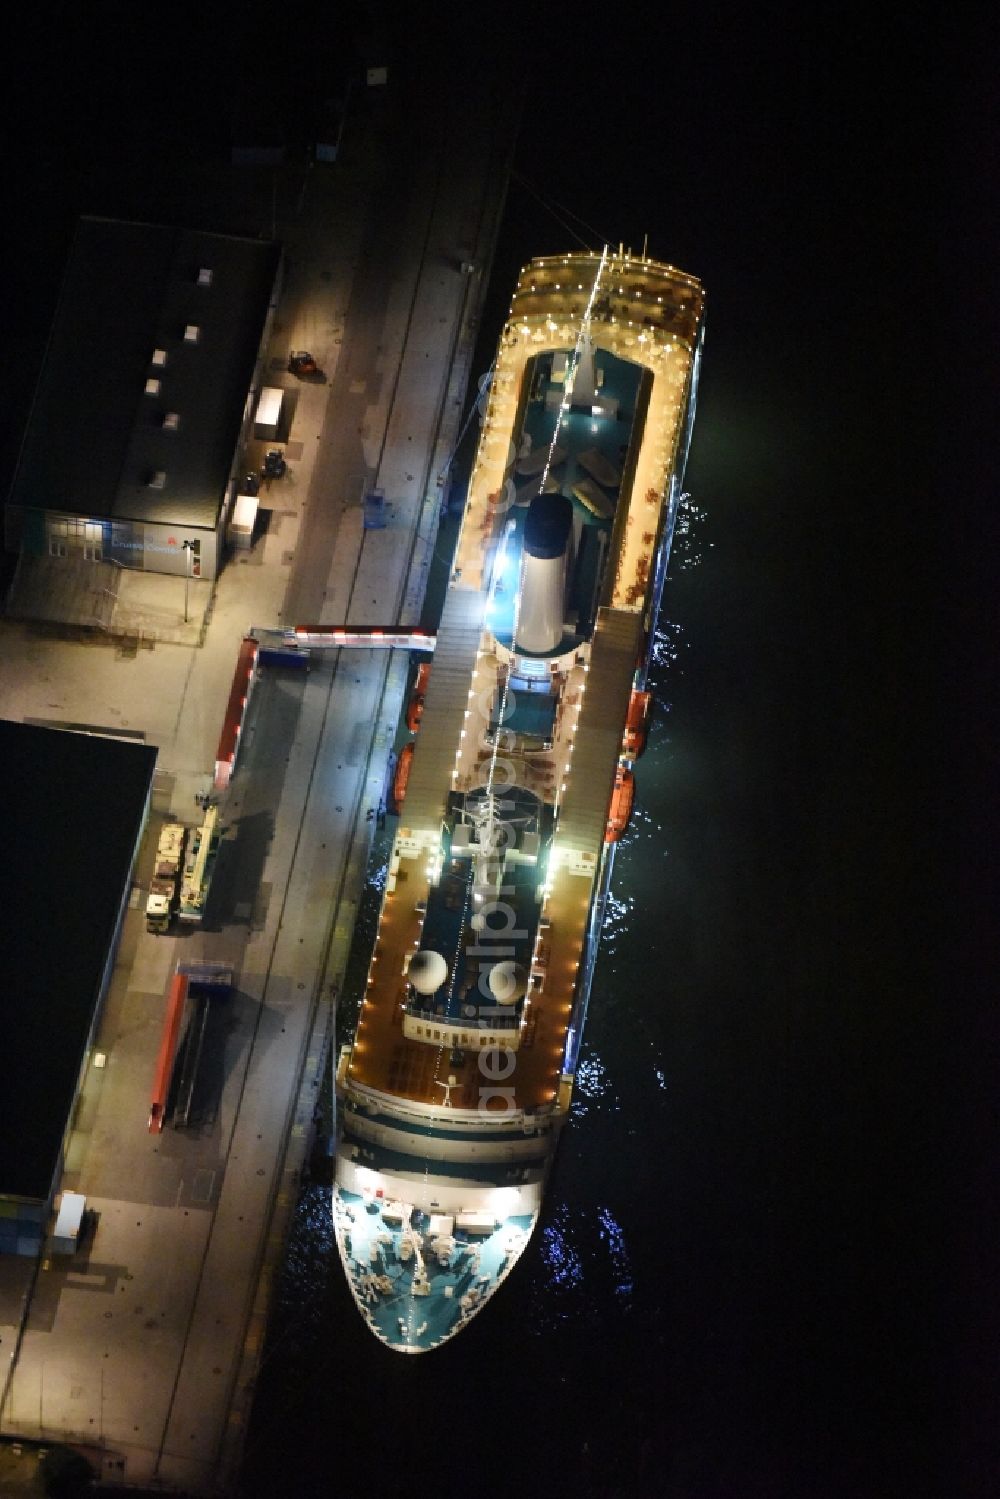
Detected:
left=605, top=765, right=635, bottom=843
left=406, top=662, right=432, bottom=732
left=623, top=689, right=652, bottom=758
left=390, top=743, right=414, bottom=813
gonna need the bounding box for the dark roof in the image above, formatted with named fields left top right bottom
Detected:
left=7, top=218, right=280, bottom=531
left=0, top=720, right=157, bottom=1200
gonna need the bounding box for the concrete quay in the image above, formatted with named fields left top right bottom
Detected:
left=0, top=56, right=516, bottom=1496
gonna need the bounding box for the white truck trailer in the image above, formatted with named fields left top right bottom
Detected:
left=146, top=821, right=188, bottom=933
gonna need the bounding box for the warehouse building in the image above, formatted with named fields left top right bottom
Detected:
left=0, top=721, right=157, bottom=1256
left=4, top=217, right=281, bottom=591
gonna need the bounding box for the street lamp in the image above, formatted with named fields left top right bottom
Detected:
left=182, top=539, right=194, bottom=624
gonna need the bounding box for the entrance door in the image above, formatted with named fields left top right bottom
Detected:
left=82, top=522, right=105, bottom=561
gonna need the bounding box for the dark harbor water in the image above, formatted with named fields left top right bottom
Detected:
left=1, top=6, right=983, bottom=1497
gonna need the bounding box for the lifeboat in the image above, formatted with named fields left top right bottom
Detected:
left=406, top=662, right=432, bottom=732
left=622, top=689, right=652, bottom=757
left=605, top=765, right=635, bottom=843
left=390, top=743, right=414, bottom=814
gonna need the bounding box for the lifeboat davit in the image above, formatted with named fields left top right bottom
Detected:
left=390, top=743, right=414, bottom=814
left=406, top=662, right=432, bottom=732
left=605, top=765, right=635, bottom=843
left=623, top=689, right=652, bottom=758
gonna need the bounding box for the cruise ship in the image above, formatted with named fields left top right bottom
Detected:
left=334, top=247, right=705, bottom=1351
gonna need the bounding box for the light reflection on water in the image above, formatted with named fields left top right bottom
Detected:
left=597, top=1205, right=634, bottom=1303
left=570, top=1051, right=615, bottom=1118
left=672, top=493, right=709, bottom=572
left=529, top=1201, right=635, bottom=1331
left=538, top=1206, right=584, bottom=1291
left=651, top=618, right=687, bottom=674
left=270, top=1185, right=336, bottom=1352
left=599, top=886, right=635, bottom=958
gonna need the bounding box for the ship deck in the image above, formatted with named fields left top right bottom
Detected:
left=334, top=1170, right=538, bottom=1352
left=346, top=250, right=703, bottom=1123
left=348, top=609, right=643, bottom=1115
left=346, top=849, right=586, bottom=1111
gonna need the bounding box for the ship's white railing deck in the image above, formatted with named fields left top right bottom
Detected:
left=453, top=251, right=703, bottom=609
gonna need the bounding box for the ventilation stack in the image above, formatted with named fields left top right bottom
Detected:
left=515, top=491, right=572, bottom=656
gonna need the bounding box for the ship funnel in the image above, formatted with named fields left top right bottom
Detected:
left=515, top=491, right=572, bottom=655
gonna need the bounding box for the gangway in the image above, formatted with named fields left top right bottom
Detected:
left=212, top=627, right=433, bottom=789
left=278, top=625, right=437, bottom=651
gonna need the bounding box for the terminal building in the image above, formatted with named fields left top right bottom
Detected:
left=3, top=217, right=281, bottom=593
left=0, top=721, right=157, bottom=1257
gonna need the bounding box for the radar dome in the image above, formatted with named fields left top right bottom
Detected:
left=489, top=961, right=529, bottom=1005
left=408, top=949, right=448, bottom=995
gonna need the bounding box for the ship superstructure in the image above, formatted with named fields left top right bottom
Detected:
left=334, top=247, right=705, bottom=1350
